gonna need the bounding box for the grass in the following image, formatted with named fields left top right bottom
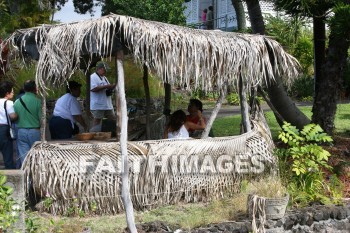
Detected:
left=28, top=194, right=248, bottom=233
left=212, top=103, right=350, bottom=138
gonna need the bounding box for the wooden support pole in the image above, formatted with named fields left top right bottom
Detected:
left=239, top=76, right=251, bottom=133
left=143, top=64, right=151, bottom=139
left=201, top=84, right=227, bottom=138
left=40, top=89, right=46, bottom=142
left=116, top=50, right=137, bottom=233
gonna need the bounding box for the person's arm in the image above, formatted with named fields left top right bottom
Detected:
left=164, top=127, right=169, bottom=139
left=9, top=113, right=17, bottom=121
left=73, top=115, right=88, bottom=132
left=185, top=110, right=206, bottom=130
left=91, top=83, right=116, bottom=92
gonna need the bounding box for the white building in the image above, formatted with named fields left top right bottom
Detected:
left=184, top=0, right=276, bottom=31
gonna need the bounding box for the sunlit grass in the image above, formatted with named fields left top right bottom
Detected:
left=212, top=103, right=350, bottom=138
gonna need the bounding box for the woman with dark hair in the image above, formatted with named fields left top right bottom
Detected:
left=164, top=109, right=206, bottom=139
left=0, top=81, right=17, bottom=169
left=186, top=99, right=206, bottom=135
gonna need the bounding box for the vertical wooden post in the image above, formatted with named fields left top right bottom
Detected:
left=239, top=76, right=251, bottom=132
left=143, top=64, right=151, bottom=139
left=115, top=57, right=121, bottom=140
left=116, top=50, right=137, bottom=233
left=163, top=83, right=171, bottom=115
left=85, top=69, right=91, bottom=118
left=40, top=88, right=46, bottom=142
left=201, top=84, right=227, bottom=138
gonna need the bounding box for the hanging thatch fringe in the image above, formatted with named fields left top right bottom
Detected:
left=25, top=122, right=276, bottom=215
left=2, top=14, right=299, bottom=92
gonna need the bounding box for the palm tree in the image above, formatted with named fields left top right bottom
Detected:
left=245, top=0, right=310, bottom=129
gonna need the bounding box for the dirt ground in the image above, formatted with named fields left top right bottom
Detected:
left=325, top=136, right=350, bottom=198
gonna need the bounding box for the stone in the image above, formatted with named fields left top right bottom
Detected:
left=300, top=212, right=313, bottom=226
left=284, top=215, right=297, bottom=230
left=275, top=219, right=283, bottom=227
left=330, top=207, right=339, bottom=219
left=337, top=208, right=348, bottom=220
left=313, top=209, right=324, bottom=221
left=2, top=170, right=25, bottom=233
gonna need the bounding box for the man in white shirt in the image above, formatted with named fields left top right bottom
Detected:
left=90, top=62, right=116, bottom=127
left=49, top=81, right=87, bottom=139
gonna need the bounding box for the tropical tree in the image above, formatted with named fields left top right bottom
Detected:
left=102, top=0, right=186, bottom=24
left=231, top=0, right=247, bottom=31
left=273, top=0, right=350, bottom=134
left=245, top=0, right=310, bottom=130
left=0, top=0, right=52, bottom=37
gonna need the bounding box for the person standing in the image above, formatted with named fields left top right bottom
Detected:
left=49, top=81, right=88, bottom=139
left=207, top=6, right=214, bottom=30
left=0, top=81, right=17, bottom=169
left=90, top=62, right=116, bottom=128
left=14, top=80, right=41, bottom=167
left=201, top=9, right=207, bottom=29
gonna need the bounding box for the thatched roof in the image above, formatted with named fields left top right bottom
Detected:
left=1, top=14, right=300, bottom=91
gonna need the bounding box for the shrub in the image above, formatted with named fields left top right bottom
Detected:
left=276, top=122, right=336, bottom=206
left=0, top=173, right=20, bottom=231
left=226, top=92, right=240, bottom=105
left=290, top=75, right=314, bottom=100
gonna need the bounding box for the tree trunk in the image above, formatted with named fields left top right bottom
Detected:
left=246, top=0, right=310, bottom=129
left=231, top=0, right=246, bottom=31
left=116, top=50, right=137, bottom=233
left=266, top=78, right=310, bottom=129
left=143, top=64, right=151, bottom=139
left=245, top=0, right=265, bottom=35
left=312, top=13, right=350, bottom=135
left=312, top=16, right=326, bottom=98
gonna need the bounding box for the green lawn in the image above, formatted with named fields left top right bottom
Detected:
left=212, top=103, right=350, bottom=138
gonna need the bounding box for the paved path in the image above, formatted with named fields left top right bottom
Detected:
left=203, top=101, right=313, bottom=119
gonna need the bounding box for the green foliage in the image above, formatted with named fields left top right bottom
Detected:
left=0, top=173, right=20, bottom=231
left=278, top=122, right=332, bottom=176
left=25, top=211, right=40, bottom=233
left=226, top=92, right=239, bottom=105
left=276, top=122, right=337, bottom=206
left=104, top=0, right=186, bottom=25
left=290, top=74, right=314, bottom=99
left=292, top=36, right=314, bottom=75
left=0, top=0, right=51, bottom=37
left=328, top=3, right=350, bottom=39
left=122, top=59, right=164, bottom=98
left=265, top=15, right=314, bottom=75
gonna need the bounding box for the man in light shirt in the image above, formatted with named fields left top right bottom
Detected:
left=90, top=62, right=116, bottom=128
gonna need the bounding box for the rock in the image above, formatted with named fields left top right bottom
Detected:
left=313, top=209, right=324, bottom=221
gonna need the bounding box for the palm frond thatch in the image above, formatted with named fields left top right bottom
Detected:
left=2, top=14, right=299, bottom=91
left=25, top=123, right=276, bottom=215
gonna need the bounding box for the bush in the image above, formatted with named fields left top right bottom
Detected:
left=276, top=122, right=336, bottom=206
left=0, top=173, right=20, bottom=231
left=226, top=92, right=239, bottom=105
left=290, top=75, right=314, bottom=100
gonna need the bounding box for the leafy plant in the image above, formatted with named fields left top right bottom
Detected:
left=276, top=122, right=336, bottom=206
left=226, top=92, right=240, bottom=105
left=290, top=75, right=314, bottom=100
left=0, top=173, right=20, bottom=232
left=278, top=122, right=333, bottom=176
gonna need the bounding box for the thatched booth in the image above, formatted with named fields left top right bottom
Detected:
left=1, top=14, right=299, bottom=215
